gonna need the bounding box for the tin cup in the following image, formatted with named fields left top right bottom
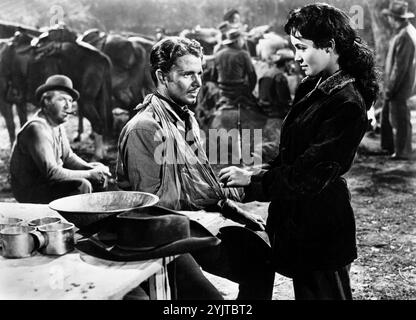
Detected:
left=0, top=217, right=24, bottom=231
left=0, top=226, right=44, bottom=259
left=37, top=222, right=75, bottom=255
left=28, top=217, right=61, bottom=228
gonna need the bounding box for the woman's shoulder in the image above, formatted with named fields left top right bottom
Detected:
left=320, top=72, right=366, bottom=104
left=324, top=82, right=369, bottom=119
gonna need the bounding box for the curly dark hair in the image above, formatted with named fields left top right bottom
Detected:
left=150, top=36, right=203, bottom=86
left=284, top=3, right=380, bottom=109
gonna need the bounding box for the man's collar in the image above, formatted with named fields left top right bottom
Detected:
left=37, top=110, right=60, bottom=128
left=153, top=92, right=192, bottom=123
left=397, top=21, right=409, bottom=32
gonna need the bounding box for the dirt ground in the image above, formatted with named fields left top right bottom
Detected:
left=0, top=106, right=415, bottom=300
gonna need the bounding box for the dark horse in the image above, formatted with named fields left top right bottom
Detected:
left=79, top=29, right=156, bottom=135
left=0, top=26, right=113, bottom=159
left=80, top=29, right=155, bottom=111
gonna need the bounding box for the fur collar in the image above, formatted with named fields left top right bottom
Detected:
left=302, top=71, right=355, bottom=95
left=318, top=71, right=355, bottom=95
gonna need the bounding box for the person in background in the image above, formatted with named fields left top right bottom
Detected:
left=219, top=3, right=379, bottom=300
left=381, top=0, right=416, bottom=160
left=9, top=75, right=111, bottom=204
left=258, top=48, right=295, bottom=118
left=213, top=21, right=231, bottom=54
left=223, top=8, right=248, bottom=32
left=211, top=28, right=257, bottom=107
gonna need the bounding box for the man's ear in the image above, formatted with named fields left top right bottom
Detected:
left=156, top=69, right=167, bottom=86
left=42, top=97, right=51, bottom=110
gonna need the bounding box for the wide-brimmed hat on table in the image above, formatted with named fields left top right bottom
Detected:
left=382, top=0, right=415, bottom=19
left=223, top=28, right=245, bottom=45
left=76, top=206, right=221, bottom=261
left=35, top=74, right=80, bottom=102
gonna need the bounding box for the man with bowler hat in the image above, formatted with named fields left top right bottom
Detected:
left=381, top=0, right=416, bottom=160
left=9, top=74, right=111, bottom=203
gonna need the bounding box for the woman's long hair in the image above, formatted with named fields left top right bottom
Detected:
left=284, top=3, right=380, bottom=109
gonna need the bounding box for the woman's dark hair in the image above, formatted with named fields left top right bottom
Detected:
left=150, top=36, right=203, bottom=85
left=284, top=3, right=380, bottom=109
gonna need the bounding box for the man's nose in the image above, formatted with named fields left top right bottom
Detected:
left=64, top=99, right=73, bottom=111
left=192, top=74, right=202, bottom=88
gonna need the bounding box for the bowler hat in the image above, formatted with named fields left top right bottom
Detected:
left=35, top=74, right=80, bottom=102
left=223, top=28, right=244, bottom=45
left=271, top=48, right=295, bottom=63
left=76, top=206, right=221, bottom=261
left=382, top=0, right=415, bottom=19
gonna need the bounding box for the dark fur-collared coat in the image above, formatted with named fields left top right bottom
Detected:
left=246, top=71, right=369, bottom=277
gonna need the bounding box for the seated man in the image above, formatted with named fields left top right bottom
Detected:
left=10, top=74, right=111, bottom=204
left=117, top=37, right=274, bottom=300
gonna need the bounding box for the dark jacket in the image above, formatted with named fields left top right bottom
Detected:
left=385, top=23, right=416, bottom=101
left=258, top=67, right=292, bottom=118
left=246, top=71, right=369, bottom=277
left=212, top=46, right=257, bottom=100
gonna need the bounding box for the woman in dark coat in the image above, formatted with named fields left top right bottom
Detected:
left=219, top=3, right=379, bottom=300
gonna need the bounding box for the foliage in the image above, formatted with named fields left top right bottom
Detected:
left=0, top=0, right=392, bottom=43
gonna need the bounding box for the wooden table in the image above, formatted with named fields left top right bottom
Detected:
left=0, top=202, right=172, bottom=300
left=0, top=202, right=243, bottom=300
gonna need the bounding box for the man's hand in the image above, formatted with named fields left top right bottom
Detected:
left=218, top=199, right=266, bottom=231
left=219, top=166, right=252, bottom=187
left=89, top=162, right=112, bottom=178
left=88, top=166, right=111, bottom=185
left=243, top=212, right=266, bottom=231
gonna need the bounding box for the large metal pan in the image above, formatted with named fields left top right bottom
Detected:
left=48, top=191, right=159, bottom=230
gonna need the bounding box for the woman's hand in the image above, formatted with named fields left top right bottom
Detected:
left=219, top=166, right=252, bottom=187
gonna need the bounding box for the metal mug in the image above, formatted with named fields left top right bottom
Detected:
left=0, top=217, right=24, bottom=231
left=0, top=226, right=44, bottom=259
left=37, top=222, right=75, bottom=255
left=28, top=217, right=61, bottom=228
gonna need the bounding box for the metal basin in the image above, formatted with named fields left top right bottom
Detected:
left=48, top=191, right=159, bottom=229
